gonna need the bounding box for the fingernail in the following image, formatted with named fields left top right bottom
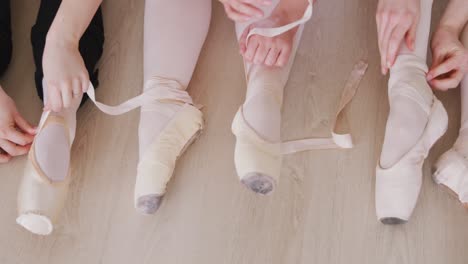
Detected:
left=386, top=61, right=392, bottom=68
left=263, top=0, right=272, bottom=4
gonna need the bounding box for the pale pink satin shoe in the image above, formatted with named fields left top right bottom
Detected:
left=135, top=103, right=203, bottom=214
left=375, top=56, right=448, bottom=224
left=17, top=114, right=72, bottom=235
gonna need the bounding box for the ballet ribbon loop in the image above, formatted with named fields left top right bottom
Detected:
left=281, top=60, right=368, bottom=155
left=246, top=0, right=313, bottom=45
left=38, top=77, right=194, bottom=131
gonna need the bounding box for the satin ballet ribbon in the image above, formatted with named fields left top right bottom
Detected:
left=281, top=60, right=368, bottom=155
left=38, top=77, right=193, bottom=132
left=38, top=60, right=366, bottom=155
left=245, top=0, right=313, bottom=45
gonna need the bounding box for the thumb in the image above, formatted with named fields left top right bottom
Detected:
left=14, top=113, right=36, bottom=135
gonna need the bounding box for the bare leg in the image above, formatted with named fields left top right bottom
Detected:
left=454, top=26, right=468, bottom=153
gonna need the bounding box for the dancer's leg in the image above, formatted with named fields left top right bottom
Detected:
left=379, top=0, right=433, bottom=168
left=431, top=26, right=468, bottom=207
left=233, top=0, right=305, bottom=194
left=235, top=0, right=291, bottom=144
left=461, top=76, right=468, bottom=128
left=30, top=0, right=104, bottom=182
left=456, top=79, right=468, bottom=154
left=16, top=0, right=104, bottom=235
left=136, top=0, right=211, bottom=214
left=454, top=26, right=468, bottom=155
left=375, top=0, right=448, bottom=225
left=0, top=0, right=12, bottom=76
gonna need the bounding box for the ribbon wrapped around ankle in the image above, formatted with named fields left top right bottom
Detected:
left=246, top=0, right=313, bottom=45
left=281, top=60, right=368, bottom=155
left=38, top=77, right=194, bottom=132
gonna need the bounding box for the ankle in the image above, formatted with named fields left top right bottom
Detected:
left=455, top=128, right=468, bottom=152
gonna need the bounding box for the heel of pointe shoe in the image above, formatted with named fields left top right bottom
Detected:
left=432, top=149, right=468, bottom=206
left=427, top=99, right=448, bottom=147
left=432, top=149, right=459, bottom=185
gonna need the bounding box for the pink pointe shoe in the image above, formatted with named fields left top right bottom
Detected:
left=375, top=56, right=448, bottom=224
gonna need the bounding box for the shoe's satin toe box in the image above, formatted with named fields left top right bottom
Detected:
left=17, top=159, right=70, bottom=235
left=375, top=161, right=423, bottom=224
left=231, top=109, right=281, bottom=194
left=134, top=104, right=203, bottom=213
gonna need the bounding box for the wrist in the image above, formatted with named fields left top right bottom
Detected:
left=45, top=30, right=79, bottom=49
left=436, top=24, right=460, bottom=36
left=46, top=18, right=81, bottom=48
left=438, top=21, right=464, bottom=36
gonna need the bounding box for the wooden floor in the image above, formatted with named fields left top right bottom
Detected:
left=1, top=0, right=467, bottom=263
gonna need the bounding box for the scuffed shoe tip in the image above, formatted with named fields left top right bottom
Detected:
left=136, top=194, right=163, bottom=215
left=241, top=173, right=275, bottom=195
left=380, top=217, right=407, bottom=225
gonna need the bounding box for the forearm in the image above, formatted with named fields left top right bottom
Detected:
left=439, top=0, right=468, bottom=35
left=46, top=0, right=102, bottom=46
left=273, top=0, right=309, bottom=22
left=0, top=85, right=6, bottom=96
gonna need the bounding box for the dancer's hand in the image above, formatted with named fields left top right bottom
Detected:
left=427, top=26, right=468, bottom=90
left=376, top=0, right=420, bottom=75
left=221, top=0, right=271, bottom=22
left=42, top=37, right=88, bottom=112
left=239, top=10, right=297, bottom=67
left=0, top=87, right=36, bottom=163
